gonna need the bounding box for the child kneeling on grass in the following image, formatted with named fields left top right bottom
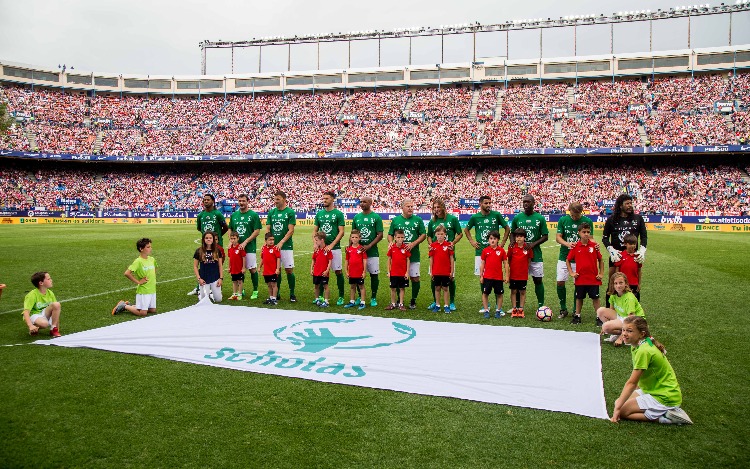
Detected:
left=23, top=271, right=61, bottom=337
left=113, top=238, right=158, bottom=317
left=611, top=316, right=692, bottom=425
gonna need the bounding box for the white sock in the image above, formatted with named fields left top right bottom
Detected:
left=658, top=416, right=672, bottom=424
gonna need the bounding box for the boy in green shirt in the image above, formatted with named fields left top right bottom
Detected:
left=112, top=238, right=158, bottom=317
left=22, top=271, right=61, bottom=337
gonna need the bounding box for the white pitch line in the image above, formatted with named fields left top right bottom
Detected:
left=0, top=276, right=194, bottom=316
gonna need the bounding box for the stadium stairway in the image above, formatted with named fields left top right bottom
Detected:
left=475, top=168, right=484, bottom=184
left=493, top=89, right=504, bottom=121
left=476, top=121, right=486, bottom=148
left=331, top=126, right=349, bottom=152
left=468, top=88, right=481, bottom=120
left=553, top=120, right=564, bottom=147
left=567, top=86, right=576, bottom=106
left=402, top=90, right=415, bottom=115
left=637, top=123, right=650, bottom=146
left=739, top=168, right=750, bottom=184
left=24, top=126, right=38, bottom=151
left=93, top=131, right=104, bottom=154
left=403, top=133, right=413, bottom=151
left=336, top=98, right=350, bottom=120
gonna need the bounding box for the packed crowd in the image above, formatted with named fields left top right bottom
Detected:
left=645, top=112, right=737, bottom=146
left=2, top=161, right=747, bottom=215
left=475, top=86, right=499, bottom=113
left=409, top=87, right=473, bottom=119
left=561, top=117, right=641, bottom=148
left=338, top=122, right=406, bottom=152
left=500, top=82, right=569, bottom=118
left=408, top=121, right=480, bottom=151
left=30, top=124, right=96, bottom=154
left=1, top=124, right=30, bottom=151
left=344, top=89, right=409, bottom=121
left=2, top=71, right=749, bottom=155
left=275, top=92, right=345, bottom=124
left=572, top=79, right=648, bottom=115
left=481, top=119, right=555, bottom=148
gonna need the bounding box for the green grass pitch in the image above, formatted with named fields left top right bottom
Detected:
left=0, top=224, right=748, bottom=467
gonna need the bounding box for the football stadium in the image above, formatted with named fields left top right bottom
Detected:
left=1, top=1, right=749, bottom=467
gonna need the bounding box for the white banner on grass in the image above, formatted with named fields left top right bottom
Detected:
left=40, top=299, right=608, bottom=419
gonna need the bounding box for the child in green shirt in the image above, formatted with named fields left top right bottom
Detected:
left=611, top=316, right=692, bottom=425
left=22, top=271, right=61, bottom=337
left=112, top=238, right=158, bottom=317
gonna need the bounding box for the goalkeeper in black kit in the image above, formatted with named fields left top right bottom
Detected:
left=602, top=194, right=648, bottom=308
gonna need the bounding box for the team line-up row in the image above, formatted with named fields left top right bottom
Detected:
left=20, top=190, right=694, bottom=426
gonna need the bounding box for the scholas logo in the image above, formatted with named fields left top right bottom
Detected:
left=204, top=318, right=416, bottom=379
left=274, top=318, right=416, bottom=352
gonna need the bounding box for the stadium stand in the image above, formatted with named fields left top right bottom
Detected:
left=2, top=72, right=749, bottom=156
left=1, top=160, right=747, bottom=215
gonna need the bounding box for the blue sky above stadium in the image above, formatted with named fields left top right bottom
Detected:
left=1, top=0, right=748, bottom=76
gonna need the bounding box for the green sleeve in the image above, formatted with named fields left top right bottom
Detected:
left=23, top=291, right=36, bottom=312
left=426, top=221, right=434, bottom=239
left=338, top=211, right=345, bottom=227
left=289, top=209, right=297, bottom=225
left=417, top=219, right=426, bottom=235
left=387, top=219, right=396, bottom=236
left=632, top=346, right=651, bottom=370
left=314, top=212, right=321, bottom=228
left=196, top=214, right=202, bottom=232
left=466, top=216, right=476, bottom=230
left=254, top=213, right=262, bottom=231
left=450, top=217, right=461, bottom=235
left=540, top=217, right=549, bottom=236
left=375, top=216, right=383, bottom=233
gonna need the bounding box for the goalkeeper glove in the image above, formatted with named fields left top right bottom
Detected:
left=607, top=246, right=621, bottom=263
left=635, top=246, right=647, bottom=264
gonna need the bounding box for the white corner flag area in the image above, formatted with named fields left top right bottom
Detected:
left=40, top=299, right=609, bottom=419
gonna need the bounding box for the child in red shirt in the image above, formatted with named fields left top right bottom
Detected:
left=566, top=222, right=604, bottom=325
left=227, top=232, right=247, bottom=301
left=386, top=229, right=411, bottom=311
left=479, top=230, right=509, bottom=319
left=344, top=229, right=368, bottom=310
left=311, top=232, right=333, bottom=308
left=507, top=228, right=534, bottom=318
left=259, top=233, right=281, bottom=305
left=615, top=234, right=642, bottom=301
left=428, top=225, right=455, bottom=314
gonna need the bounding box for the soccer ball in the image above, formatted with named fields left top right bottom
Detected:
left=536, top=306, right=553, bottom=322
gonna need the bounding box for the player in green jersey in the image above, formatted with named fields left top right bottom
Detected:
left=426, top=198, right=462, bottom=311
left=387, top=198, right=426, bottom=309
left=188, top=194, right=228, bottom=296
left=22, top=271, right=61, bottom=337
left=230, top=194, right=263, bottom=299
left=555, top=202, right=594, bottom=318
left=351, top=196, right=384, bottom=307
left=313, top=191, right=347, bottom=305
left=464, top=195, right=510, bottom=307
left=265, top=190, right=297, bottom=302
left=510, top=195, right=549, bottom=308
